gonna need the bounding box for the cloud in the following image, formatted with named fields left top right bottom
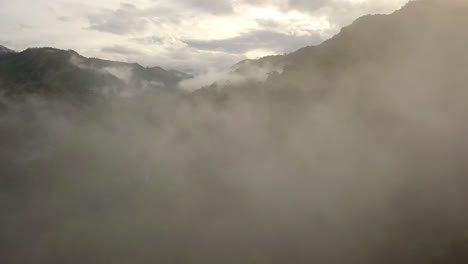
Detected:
left=57, top=16, right=71, bottom=22
left=69, top=54, right=134, bottom=83
left=285, top=0, right=409, bottom=26
left=179, top=58, right=283, bottom=91
left=102, top=66, right=134, bottom=83
left=101, top=45, right=144, bottom=55
left=287, top=0, right=331, bottom=11
left=183, top=30, right=322, bottom=55
left=130, top=36, right=165, bottom=45
left=87, top=3, right=149, bottom=34
left=85, top=0, right=234, bottom=36
left=178, top=0, right=233, bottom=14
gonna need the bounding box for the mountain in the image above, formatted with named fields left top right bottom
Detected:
left=190, top=2, right=468, bottom=262
left=0, top=47, right=187, bottom=97
left=169, top=69, right=193, bottom=80
left=220, top=0, right=468, bottom=99
left=0, top=45, right=16, bottom=56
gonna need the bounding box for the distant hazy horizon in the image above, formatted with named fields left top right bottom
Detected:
left=0, top=0, right=408, bottom=71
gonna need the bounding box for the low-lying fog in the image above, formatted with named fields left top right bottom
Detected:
left=1, top=72, right=468, bottom=263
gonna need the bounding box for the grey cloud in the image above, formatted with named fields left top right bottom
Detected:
left=101, top=45, right=144, bottom=56
left=57, top=16, right=71, bottom=22
left=149, top=0, right=233, bottom=14
left=287, top=0, right=330, bottom=11
left=18, top=24, right=33, bottom=31
left=178, top=0, right=233, bottom=14
left=141, top=6, right=183, bottom=24
left=256, top=19, right=282, bottom=29
left=87, top=3, right=148, bottom=34
left=86, top=2, right=186, bottom=35
left=130, top=36, right=165, bottom=45
left=242, top=0, right=330, bottom=11
left=183, top=30, right=322, bottom=54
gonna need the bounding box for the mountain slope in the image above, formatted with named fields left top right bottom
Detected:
left=0, top=47, right=186, bottom=97
left=189, top=2, right=468, bottom=263
left=227, top=0, right=468, bottom=96
left=0, top=45, right=15, bottom=55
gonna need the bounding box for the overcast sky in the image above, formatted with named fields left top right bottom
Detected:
left=0, top=0, right=408, bottom=71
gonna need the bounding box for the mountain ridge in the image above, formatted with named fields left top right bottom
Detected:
left=0, top=45, right=16, bottom=55
left=233, top=0, right=467, bottom=81
left=0, top=46, right=188, bottom=97
left=202, top=0, right=468, bottom=98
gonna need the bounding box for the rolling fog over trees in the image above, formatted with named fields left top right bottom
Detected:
left=1, top=0, right=468, bottom=263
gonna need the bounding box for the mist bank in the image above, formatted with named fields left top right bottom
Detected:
left=2, top=65, right=468, bottom=264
